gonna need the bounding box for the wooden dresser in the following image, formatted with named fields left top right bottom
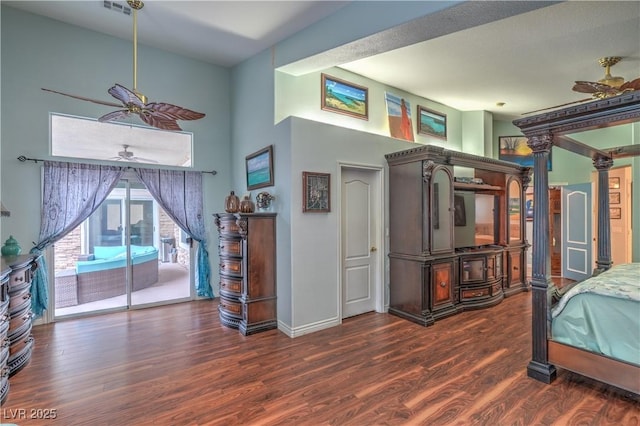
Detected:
left=6, top=255, right=37, bottom=376
left=214, top=213, right=277, bottom=335
left=0, top=264, right=10, bottom=404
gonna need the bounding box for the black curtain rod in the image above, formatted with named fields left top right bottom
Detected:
left=17, top=155, right=217, bottom=175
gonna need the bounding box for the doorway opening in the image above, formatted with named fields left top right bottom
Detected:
left=52, top=174, right=192, bottom=318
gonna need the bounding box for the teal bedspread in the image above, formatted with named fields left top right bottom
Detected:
left=551, top=263, right=640, bottom=366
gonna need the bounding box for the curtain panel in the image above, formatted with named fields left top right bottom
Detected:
left=31, top=161, right=125, bottom=316
left=134, top=169, right=213, bottom=298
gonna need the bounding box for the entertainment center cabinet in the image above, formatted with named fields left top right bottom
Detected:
left=385, top=145, right=531, bottom=326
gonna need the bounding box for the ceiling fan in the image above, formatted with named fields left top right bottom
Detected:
left=523, top=57, right=640, bottom=115
left=110, top=144, right=158, bottom=163
left=42, top=0, right=205, bottom=131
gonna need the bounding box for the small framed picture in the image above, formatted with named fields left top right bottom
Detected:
left=610, top=207, right=621, bottom=220
left=499, top=136, right=552, bottom=171
left=417, top=105, right=447, bottom=140
left=608, top=177, right=620, bottom=189
left=609, top=192, right=620, bottom=205
left=302, top=172, right=330, bottom=213
left=245, top=145, right=274, bottom=191
left=321, top=74, right=368, bottom=120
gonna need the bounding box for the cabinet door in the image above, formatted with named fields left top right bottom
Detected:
left=486, top=256, right=496, bottom=280
left=508, top=251, right=523, bottom=287
left=431, top=167, right=453, bottom=253
left=432, top=262, right=453, bottom=307
left=507, top=178, right=522, bottom=243
left=461, top=257, right=485, bottom=283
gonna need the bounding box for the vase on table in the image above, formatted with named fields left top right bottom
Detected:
left=224, top=191, right=240, bottom=213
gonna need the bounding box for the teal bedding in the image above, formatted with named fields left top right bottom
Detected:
left=551, top=263, right=640, bottom=366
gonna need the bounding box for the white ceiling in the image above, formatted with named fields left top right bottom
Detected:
left=6, top=0, right=640, bottom=123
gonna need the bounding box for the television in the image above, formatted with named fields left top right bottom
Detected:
left=454, top=191, right=498, bottom=249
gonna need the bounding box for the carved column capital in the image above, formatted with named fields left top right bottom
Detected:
left=521, top=173, right=532, bottom=191
left=593, top=156, right=614, bottom=171
left=236, top=216, right=248, bottom=240
left=422, top=160, right=436, bottom=183
left=526, top=134, right=553, bottom=153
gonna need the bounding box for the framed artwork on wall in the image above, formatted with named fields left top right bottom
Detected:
left=321, top=74, right=368, bottom=120
left=417, top=105, right=447, bottom=139
left=245, top=145, right=274, bottom=190
left=498, top=136, right=552, bottom=170
left=385, top=92, right=414, bottom=142
left=302, top=171, right=330, bottom=213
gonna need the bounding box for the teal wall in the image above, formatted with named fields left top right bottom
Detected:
left=1, top=6, right=231, bottom=283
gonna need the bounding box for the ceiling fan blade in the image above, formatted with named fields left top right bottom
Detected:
left=572, top=81, right=622, bottom=97
left=42, top=88, right=123, bottom=108
left=146, top=102, right=206, bottom=121
left=620, top=77, right=640, bottom=91
left=108, top=84, right=145, bottom=108
left=521, top=97, right=593, bottom=115
left=139, top=111, right=182, bottom=131
left=98, top=109, right=131, bottom=123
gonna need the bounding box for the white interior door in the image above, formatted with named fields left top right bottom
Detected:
left=562, top=183, right=592, bottom=281
left=342, top=168, right=378, bottom=318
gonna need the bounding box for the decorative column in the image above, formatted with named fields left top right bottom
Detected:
left=525, top=133, right=557, bottom=384
left=593, top=156, right=614, bottom=275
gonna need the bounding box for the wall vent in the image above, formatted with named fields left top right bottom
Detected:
left=103, top=1, right=131, bottom=16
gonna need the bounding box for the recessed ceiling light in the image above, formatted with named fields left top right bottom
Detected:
left=496, top=102, right=506, bottom=107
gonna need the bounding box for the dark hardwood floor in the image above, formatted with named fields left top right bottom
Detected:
left=3, top=292, right=639, bottom=425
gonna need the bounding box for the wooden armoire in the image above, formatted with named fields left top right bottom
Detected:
left=385, top=145, right=531, bottom=326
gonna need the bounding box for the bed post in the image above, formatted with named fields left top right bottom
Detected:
left=525, top=133, right=557, bottom=384
left=593, top=156, right=613, bottom=275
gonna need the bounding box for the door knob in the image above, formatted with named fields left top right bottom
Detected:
left=370, top=246, right=377, bottom=252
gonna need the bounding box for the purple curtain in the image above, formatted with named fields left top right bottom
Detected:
left=30, top=161, right=124, bottom=316
left=134, top=168, right=212, bottom=298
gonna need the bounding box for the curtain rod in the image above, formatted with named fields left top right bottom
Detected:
left=17, top=155, right=217, bottom=175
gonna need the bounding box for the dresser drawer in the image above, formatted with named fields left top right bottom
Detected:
left=9, top=309, right=32, bottom=335
left=220, top=258, right=242, bottom=277
left=491, top=281, right=503, bottom=296
left=219, top=238, right=242, bottom=257
left=8, top=266, right=31, bottom=291
left=218, top=297, right=243, bottom=319
left=9, top=331, right=33, bottom=358
left=9, top=291, right=31, bottom=316
left=461, top=287, right=490, bottom=300
left=219, top=276, right=242, bottom=297
left=217, top=217, right=240, bottom=236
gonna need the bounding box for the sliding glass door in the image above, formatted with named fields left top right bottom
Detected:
left=53, top=174, right=192, bottom=318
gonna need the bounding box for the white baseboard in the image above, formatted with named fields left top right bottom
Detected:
left=277, top=316, right=340, bottom=338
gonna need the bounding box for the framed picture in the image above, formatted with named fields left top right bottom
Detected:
left=321, top=74, right=368, bottom=120
left=608, top=177, right=620, bottom=189
left=610, top=207, right=621, bottom=220
left=245, top=145, right=274, bottom=190
left=498, top=136, right=552, bottom=171
left=609, top=192, right=621, bottom=205
left=385, top=92, right=414, bottom=142
left=302, top=172, right=330, bottom=213
left=417, top=106, right=447, bottom=139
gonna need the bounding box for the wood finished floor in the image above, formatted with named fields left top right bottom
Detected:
left=3, top=293, right=639, bottom=425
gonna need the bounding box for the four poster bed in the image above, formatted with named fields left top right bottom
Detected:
left=513, top=91, right=640, bottom=395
